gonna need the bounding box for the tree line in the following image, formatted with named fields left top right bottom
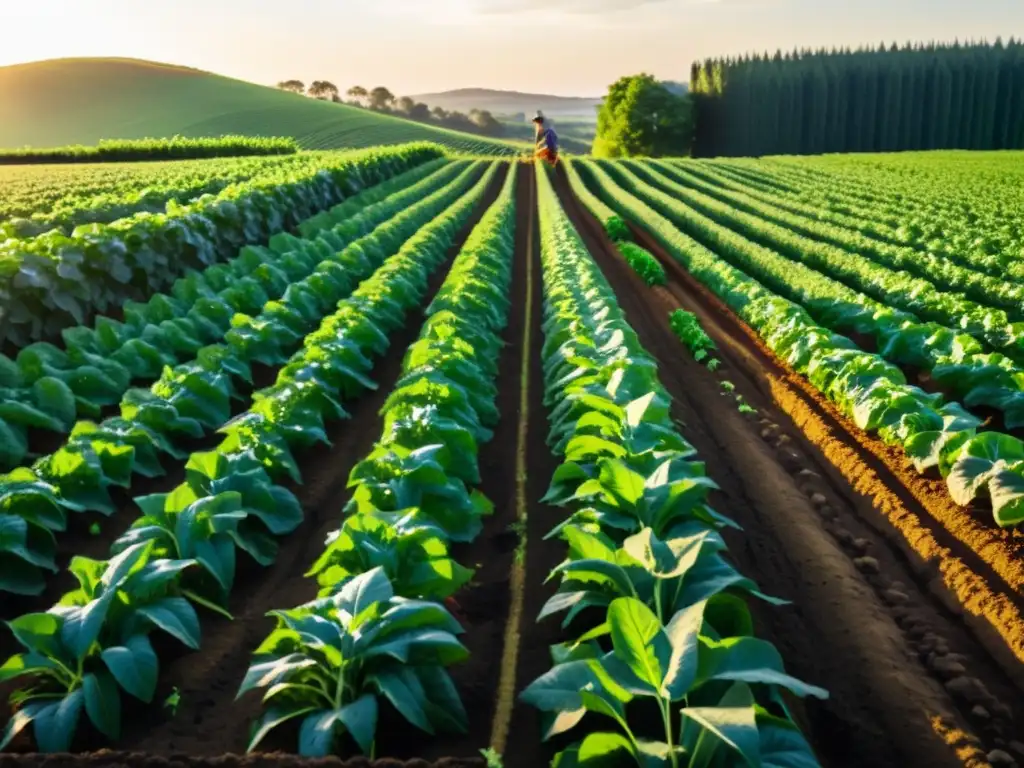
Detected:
left=690, top=39, right=1024, bottom=157
left=275, top=80, right=505, bottom=138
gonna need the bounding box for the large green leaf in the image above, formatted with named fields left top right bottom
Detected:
left=607, top=597, right=671, bottom=694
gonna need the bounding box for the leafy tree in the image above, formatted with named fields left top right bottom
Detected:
left=469, top=108, right=502, bottom=136
left=594, top=73, right=694, bottom=157
left=396, top=96, right=417, bottom=114
left=276, top=80, right=305, bottom=94
left=369, top=86, right=396, bottom=111
left=347, top=85, right=368, bottom=105
left=431, top=105, right=449, bottom=121
left=308, top=80, right=339, bottom=100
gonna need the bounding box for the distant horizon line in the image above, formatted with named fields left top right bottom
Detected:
left=0, top=55, right=618, bottom=101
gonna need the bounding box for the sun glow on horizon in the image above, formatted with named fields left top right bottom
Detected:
left=2, top=0, right=1022, bottom=96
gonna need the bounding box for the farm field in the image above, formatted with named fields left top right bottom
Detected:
left=2, top=146, right=1024, bottom=768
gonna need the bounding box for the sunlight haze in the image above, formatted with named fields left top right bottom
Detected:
left=3, top=0, right=1023, bottom=96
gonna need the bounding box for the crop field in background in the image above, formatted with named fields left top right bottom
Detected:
left=1, top=145, right=1024, bottom=768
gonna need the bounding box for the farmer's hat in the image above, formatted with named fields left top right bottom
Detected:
left=532, top=110, right=545, bottom=123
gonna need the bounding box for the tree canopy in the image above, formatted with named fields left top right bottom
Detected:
left=276, top=80, right=305, bottom=94
left=593, top=73, right=694, bottom=157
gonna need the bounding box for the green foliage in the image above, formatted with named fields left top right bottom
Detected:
left=668, top=310, right=716, bottom=364
left=239, top=568, right=468, bottom=756
left=0, top=135, right=298, bottom=165
left=618, top=242, right=665, bottom=286
left=522, top=164, right=825, bottom=766
left=239, top=164, right=519, bottom=757
left=594, top=74, right=693, bottom=158
left=691, top=40, right=1024, bottom=157
left=0, top=160, right=489, bottom=607
left=575, top=156, right=1024, bottom=528
left=0, top=160, right=506, bottom=750
left=0, top=142, right=448, bottom=348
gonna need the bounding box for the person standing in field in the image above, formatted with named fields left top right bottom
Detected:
left=533, top=110, right=559, bottom=166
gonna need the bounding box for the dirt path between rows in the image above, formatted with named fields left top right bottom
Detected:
left=552, top=166, right=1024, bottom=768
left=107, top=167, right=508, bottom=758
left=498, top=164, right=567, bottom=768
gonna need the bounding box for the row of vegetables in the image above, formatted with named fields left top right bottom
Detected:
left=237, top=163, right=519, bottom=757
left=520, top=163, right=826, bottom=767
left=569, top=158, right=1024, bottom=528
left=747, top=153, right=1024, bottom=271
left=0, top=159, right=489, bottom=597
left=0, top=156, right=463, bottom=472
left=661, top=159, right=1024, bottom=314
left=0, top=154, right=306, bottom=242
left=0, top=143, right=448, bottom=347
left=614, top=160, right=1024, bottom=434
left=691, top=158, right=1024, bottom=284
left=624, top=160, right=1024, bottom=366
left=0, top=160, right=505, bottom=753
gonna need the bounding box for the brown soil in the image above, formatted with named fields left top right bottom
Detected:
left=552, top=165, right=1024, bottom=768
left=385, top=164, right=534, bottom=762
left=495, top=165, right=566, bottom=768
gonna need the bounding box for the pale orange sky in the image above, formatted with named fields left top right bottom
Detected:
left=3, top=0, right=1022, bottom=96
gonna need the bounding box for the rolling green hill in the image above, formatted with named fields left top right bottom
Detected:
left=0, top=58, right=523, bottom=154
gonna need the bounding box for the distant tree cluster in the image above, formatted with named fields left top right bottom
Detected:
left=275, top=79, right=506, bottom=136
left=593, top=74, right=693, bottom=157
left=344, top=85, right=505, bottom=137
left=275, top=79, right=342, bottom=102
left=690, top=39, right=1024, bottom=157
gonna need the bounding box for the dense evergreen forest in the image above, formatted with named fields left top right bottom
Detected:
left=690, top=40, right=1024, bottom=157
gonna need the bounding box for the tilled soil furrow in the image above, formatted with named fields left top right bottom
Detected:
left=116, top=168, right=507, bottom=758
left=389, top=163, right=530, bottom=762
left=550, top=166, right=1001, bottom=768
left=501, top=165, right=566, bottom=768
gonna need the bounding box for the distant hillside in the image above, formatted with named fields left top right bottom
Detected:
left=411, top=88, right=602, bottom=120
left=0, top=58, right=521, bottom=154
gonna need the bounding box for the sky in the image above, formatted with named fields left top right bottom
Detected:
left=3, top=0, right=1023, bottom=97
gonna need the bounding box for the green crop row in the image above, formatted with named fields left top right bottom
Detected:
left=0, top=154, right=305, bottom=240
left=239, top=164, right=517, bottom=757
left=654, top=160, right=1024, bottom=323
left=0, top=161, right=488, bottom=598
left=563, top=159, right=664, bottom=287
left=0, top=142, right=447, bottom=347
left=0, top=158, right=461, bottom=471
left=593, top=160, right=1024, bottom=441
left=574, top=158, right=1024, bottom=529
left=0, top=135, right=298, bottom=166
left=519, top=163, right=826, bottom=768
left=670, top=160, right=1022, bottom=284
left=0, top=161, right=502, bottom=753
left=749, top=153, right=1024, bottom=267
left=623, top=160, right=1024, bottom=364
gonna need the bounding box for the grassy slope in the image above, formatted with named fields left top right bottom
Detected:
left=0, top=58, right=523, bottom=154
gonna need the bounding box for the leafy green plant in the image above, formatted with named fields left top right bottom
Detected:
left=522, top=595, right=825, bottom=767
left=0, top=542, right=200, bottom=751
left=238, top=568, right=468, bottom=756
left=619, top=242, right=666, bottom=286
left=669, top=310, right=716, bottom=364
left=525, top=164, right=826, bottom=766
left=578, top=157, right=1024, bottom=527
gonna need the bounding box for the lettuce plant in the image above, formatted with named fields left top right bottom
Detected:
left=237, top=568, right=469, bottom=756
left=0, top=542, right=200, bottom=751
